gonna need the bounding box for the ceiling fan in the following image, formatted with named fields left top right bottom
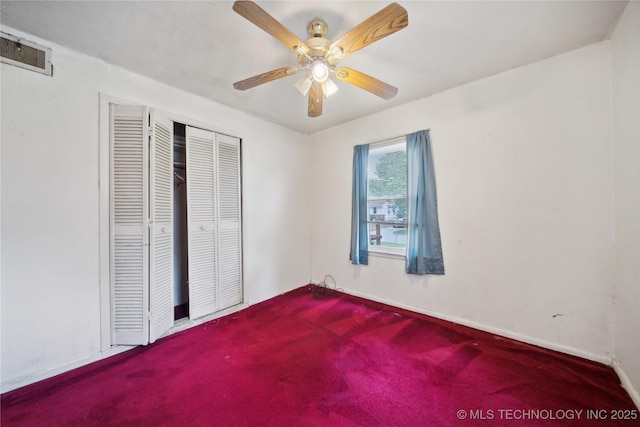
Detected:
left=232, top=1, right=408, bottom=118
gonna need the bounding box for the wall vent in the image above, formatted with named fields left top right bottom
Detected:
left=1, top=32, right=52, bottom=76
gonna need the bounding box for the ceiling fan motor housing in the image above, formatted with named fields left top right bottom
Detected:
left=299, top=20, right=341, bottom=71
left=298, top=36, right=332, bottom=65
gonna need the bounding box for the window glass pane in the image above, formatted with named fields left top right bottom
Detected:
left=367, top=140, right=407, bottom=252
left=368, top=222, right=408, bottom=250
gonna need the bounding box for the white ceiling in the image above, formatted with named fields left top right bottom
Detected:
left=1, top=1, right=627, bottom=134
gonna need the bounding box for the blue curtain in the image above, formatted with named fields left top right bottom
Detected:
left=350, top=144, right=369, bottom=265
left=406, top=130, right=444, bottom=275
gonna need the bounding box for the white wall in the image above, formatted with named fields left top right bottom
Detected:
left=310, top=42, right=615, bottom=361
left=2, top=15, right=638, bottom=400
left=611, top=1, right=640, bottom=404
left=0, top=28, right=311, bottom=391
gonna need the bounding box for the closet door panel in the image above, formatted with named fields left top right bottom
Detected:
left=187, top=126, right=217, bottom=319
left=149, top=112, right=175, bottom=343
left=217, top=134, right=243, bottom=309
left=110, top=104, right=149, bottom=345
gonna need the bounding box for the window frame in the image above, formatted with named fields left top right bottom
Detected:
left=366, top=137, right=408, bottom=258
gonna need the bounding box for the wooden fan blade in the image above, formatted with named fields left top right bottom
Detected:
left=335, top=67, right=398, bottom=100
left=330, top=3, right=408, bottom=58
left=233, top=0, right=309, bottom=54
left=308, top=83, right=323, bottom=117
left=233, top=66, right=297, bottom=91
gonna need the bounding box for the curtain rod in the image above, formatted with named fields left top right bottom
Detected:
left=361, top=128, right=431, bottom=148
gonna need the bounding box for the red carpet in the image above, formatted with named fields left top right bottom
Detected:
left=2, top=286, right=638, bottom=426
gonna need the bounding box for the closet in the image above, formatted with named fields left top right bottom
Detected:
left=109, top=104, right=242, bottom=346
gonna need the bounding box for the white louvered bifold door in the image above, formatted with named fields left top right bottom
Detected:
left=216, top=134, right=243, bottom=310
left=110, top=105, right=149, bottom=345
left=149, top=112, right=175, bottom=343
left=186, top=126, right=217, bottom=319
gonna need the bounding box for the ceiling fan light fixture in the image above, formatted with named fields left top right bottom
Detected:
left=322, top=78, right=339, bottom=98
left=295, top=76, right=312, bottom=96
left=310, top=58, right=329, bottom=83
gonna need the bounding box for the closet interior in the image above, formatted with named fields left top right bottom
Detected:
left=173, top=123, right=188, bottom=320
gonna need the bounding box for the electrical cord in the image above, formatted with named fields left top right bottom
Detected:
left=311, top=274, right=342, bottom=299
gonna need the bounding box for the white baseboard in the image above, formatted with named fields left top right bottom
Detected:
left=612, top=359, right=640, bottom=410
left=337, top=286, right=612, bottom=366
left=1, top=345, right=135, bottom=394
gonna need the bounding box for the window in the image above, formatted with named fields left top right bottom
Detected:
left=367, top=138, right=407, bottom=255
left=351, top=130, right=444, bottom=274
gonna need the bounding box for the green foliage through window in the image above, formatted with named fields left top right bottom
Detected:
left=369, top=151, right=406, bottom=199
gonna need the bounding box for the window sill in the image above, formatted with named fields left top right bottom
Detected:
left=369, top=249, right=405, bottom=260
